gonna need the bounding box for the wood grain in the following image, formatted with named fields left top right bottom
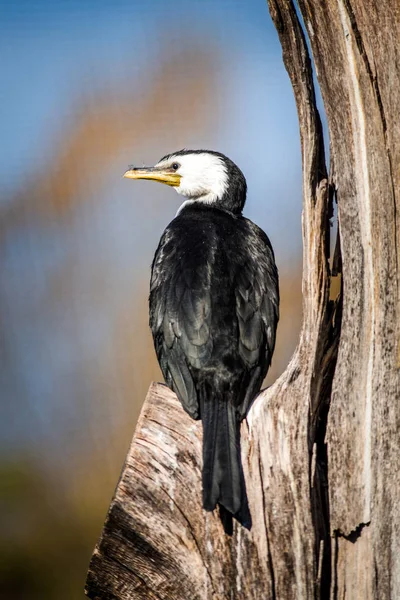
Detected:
left=297, top=0, right=400, bottom=596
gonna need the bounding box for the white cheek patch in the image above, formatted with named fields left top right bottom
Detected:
left=157, top=153, right=228, bottom=203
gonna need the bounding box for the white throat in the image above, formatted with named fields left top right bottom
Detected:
left=175, top=192, right=218, bottom=215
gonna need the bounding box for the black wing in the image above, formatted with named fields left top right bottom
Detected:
left=149, top=213, right=279, bottom=420
left=234, top=226, right=279, bottom=416
left=150, top=225, right=213, bottom=419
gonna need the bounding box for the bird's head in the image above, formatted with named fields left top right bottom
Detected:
left=124, top=149, right=247, bottom=214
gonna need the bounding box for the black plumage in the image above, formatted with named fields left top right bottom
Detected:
left=147, top=150, right=279, bottom=532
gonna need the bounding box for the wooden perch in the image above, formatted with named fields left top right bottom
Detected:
left=86, top=377, right=323, bottom=599
left=86, top=0, right=400, bottom=597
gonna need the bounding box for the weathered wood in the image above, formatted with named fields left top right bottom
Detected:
left=86, top=0, right=400, bottom=598
left=86, top=383, right=274, bottom=600
left=296, top=0, right=400, bottom=596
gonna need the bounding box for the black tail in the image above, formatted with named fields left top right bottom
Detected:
left=200, top=390, right=251, bottom=533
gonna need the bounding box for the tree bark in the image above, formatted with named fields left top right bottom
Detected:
left=85, top=1, right=400, bottom=598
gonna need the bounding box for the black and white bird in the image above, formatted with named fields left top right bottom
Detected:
left=124, top=150, right=279, bottom=532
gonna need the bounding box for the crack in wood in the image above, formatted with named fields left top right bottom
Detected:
left=332, top=534, right=339, bottom=600
left=334, top=520, right=371, bottom=543
left=257, top=441, right=276, bottom=600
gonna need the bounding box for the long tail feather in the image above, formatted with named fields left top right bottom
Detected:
left=200, top=387, right=251, bottom=532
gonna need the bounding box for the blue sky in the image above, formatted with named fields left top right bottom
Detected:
left=0, top=0, right=302, bottom=233
left=1, top=0, right=307, bottom=460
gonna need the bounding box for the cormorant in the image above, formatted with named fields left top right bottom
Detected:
left=124, top=150, right=279, bottom=532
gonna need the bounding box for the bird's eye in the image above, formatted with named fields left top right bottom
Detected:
left=172, top=163, right=179, bottom=170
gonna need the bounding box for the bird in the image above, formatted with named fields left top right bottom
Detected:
left=124, top=149, right=279, bottom=533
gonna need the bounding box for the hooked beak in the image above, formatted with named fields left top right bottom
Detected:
left=123, top=165, right=181, bottom=187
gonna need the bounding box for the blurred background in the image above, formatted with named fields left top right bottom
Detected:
left=0, top=0, right=303, bottom=597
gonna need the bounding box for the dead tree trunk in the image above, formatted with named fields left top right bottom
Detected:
left=85, top=1, right=400, bottom=598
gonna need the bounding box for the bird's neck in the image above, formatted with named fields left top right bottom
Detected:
left=176, top=190, right=245, bottom=216
left=176, top=192, right=221, bottom=215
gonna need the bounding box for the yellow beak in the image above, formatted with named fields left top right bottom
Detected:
left=123, top=166, right=181, bottom=187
